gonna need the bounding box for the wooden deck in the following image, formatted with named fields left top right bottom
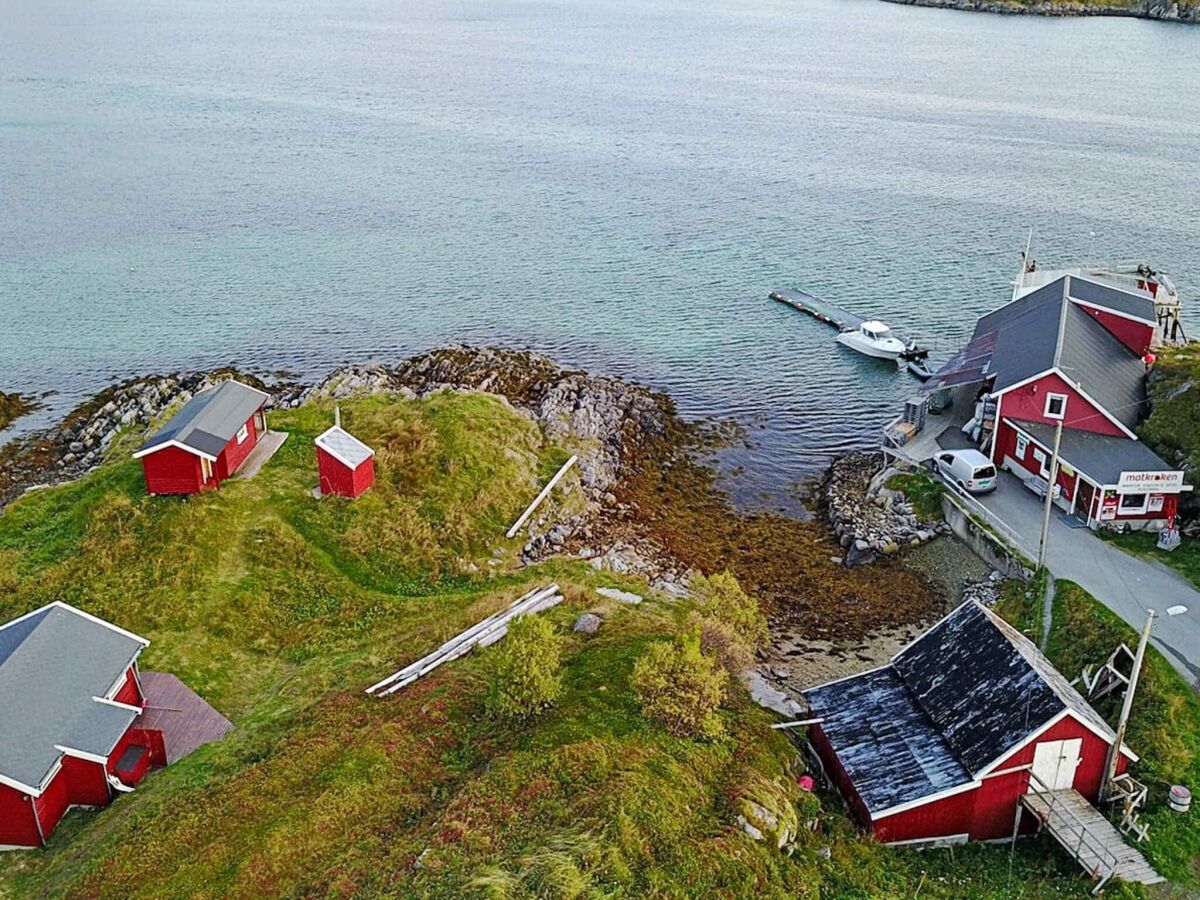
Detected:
left=138, top=671, right=234, bottom=764
left=1022, top=789, right=1163, bottom=890
left=235, top=430, right=288, bottom=481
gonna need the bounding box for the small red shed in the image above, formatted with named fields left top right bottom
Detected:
left=315, top=410, right=375, bottom=498
left=133, top=380, right=270, bottom=495
left=805, top=601, right=1136, bottom=847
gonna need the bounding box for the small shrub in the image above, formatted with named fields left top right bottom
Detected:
left=885, top=470, right=944, bottom=521
left=486, top=615, right=565, bottom=720
left=631, top=630, right=726, bottom=740
left=688, top=572, right=766, bottom=673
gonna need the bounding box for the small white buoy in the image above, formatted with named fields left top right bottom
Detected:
left=1169, top=785, right=1191, bottom=814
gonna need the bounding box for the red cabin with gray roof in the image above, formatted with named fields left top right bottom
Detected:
left=315, top=415, right=375, bottom=499
left=927, top=276, right=1188, bottom=530
left=0, top=602, right=161, bottom=848
left=133, top=380, right=269, bottom=495
left=804, top=601, right=1135, bottom=847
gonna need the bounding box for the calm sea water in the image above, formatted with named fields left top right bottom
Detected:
left=3, top=0, right=1199, bottom=506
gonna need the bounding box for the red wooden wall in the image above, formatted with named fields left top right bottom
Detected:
left=112, top=666, right=143, bottom=706
left=141, top=445, right=206, bottom=495
left=1073, top=303, right=1154, bottom=356
left=317, top=447, right=374, bottom=498
left=215, top=412, right=260, bottom=481
left=0, top=783, right=41, bottom=847
left=994, top=421, right=1081, bottom=503
left=997, top=373, right=1124, bottom=437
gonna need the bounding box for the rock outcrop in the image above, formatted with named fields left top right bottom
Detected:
left=824, top=452, right=947, bottom=566
left=881, top=0, right=1198, bottom=20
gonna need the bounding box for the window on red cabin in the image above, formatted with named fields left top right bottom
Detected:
left=1044, top=393, right=1067, bottom=420
left=236, top=423, right=249, bottom=444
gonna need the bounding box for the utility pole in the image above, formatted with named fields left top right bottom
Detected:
left=1037, top=418, right=1064, bottom=572
left=1102, top=605, right=1189, bottom=798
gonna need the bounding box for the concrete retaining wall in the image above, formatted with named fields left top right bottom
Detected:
left=941, top=495, right=1033, bottom=582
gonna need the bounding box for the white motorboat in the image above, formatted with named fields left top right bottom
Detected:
left=836, top=320, right=907, bottom=360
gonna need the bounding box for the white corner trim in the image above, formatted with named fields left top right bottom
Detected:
left=92, top=696, right=143, bottom=714
left=132, top=438, right=219, bottom=463
left=870, top=778, right=982, bottom=821
left=1068, top=296, right=1156, bottom=327
left=50, top=602, right=150, bottom=646
left=54, top=745, right=108, bottom=766
left=0, top=771, right=42, bottom=798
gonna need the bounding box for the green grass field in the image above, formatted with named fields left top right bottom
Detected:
left=0, top=391, right=1192, bottom=898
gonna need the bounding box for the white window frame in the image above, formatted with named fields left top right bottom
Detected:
left=1031, top=446, right=1050, bottom=479
left=236, top=423, right=249, bottom=444
left=1118, top=492, right=1148, bottom=515
left=1044, top=392, right=1068, bottom=420
left=1015, top=433, right=1028, bottom=459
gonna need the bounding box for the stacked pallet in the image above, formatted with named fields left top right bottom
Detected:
left=366, top=584, right=563, bottom=697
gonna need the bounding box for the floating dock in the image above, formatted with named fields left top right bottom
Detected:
left=769, top=289, right=863, bottom=333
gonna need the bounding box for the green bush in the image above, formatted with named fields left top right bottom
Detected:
left=688, top=571, right=767, bottom=673
left=486, top=615, right=565, bottom=720
left=631, top=630, right=726, bottom=740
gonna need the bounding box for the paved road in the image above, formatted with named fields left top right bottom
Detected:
left=976, top=472, right=1200, bottom=691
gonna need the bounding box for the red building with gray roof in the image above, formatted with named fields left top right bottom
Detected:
left=926, top=275, right=1188, bottom=530
left=133, top=380, right=269, bottom=495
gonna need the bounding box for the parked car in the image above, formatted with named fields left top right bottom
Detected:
left=934, top=449, right=997, bottom=494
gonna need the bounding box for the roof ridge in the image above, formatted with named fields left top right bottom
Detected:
left=1052, top=276, right=1071, bottom=370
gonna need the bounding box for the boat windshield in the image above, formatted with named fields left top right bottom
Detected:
left=865, top=325, right=893, bottom=340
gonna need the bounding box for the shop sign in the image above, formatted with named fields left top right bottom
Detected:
left=1117, top=471, right=1185, bottom=494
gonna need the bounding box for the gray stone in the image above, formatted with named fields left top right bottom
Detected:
left=596, top=587, right=643, bottom=605
left=573, top=613, right=602, bottom=635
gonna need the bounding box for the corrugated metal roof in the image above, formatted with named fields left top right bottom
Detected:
left=805, top=601, right=1124, bottom=813
left=137, top=380, right=267, bottom=460
left=315, top=426, right=374, bottom=469
left=1008, top=418, right=1175, bottom=485
left=0, top=604, right=146, bottom=791
left=1057, top=302, right=1146, bottom=429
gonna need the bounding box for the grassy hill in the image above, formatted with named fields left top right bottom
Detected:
left=0, top=389, right=1179, bottom=898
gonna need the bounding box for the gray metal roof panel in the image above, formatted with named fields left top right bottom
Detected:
left=972, top=281, right=1064, bottom=394
left=805, top=667, right=973, bottom=814
left=0, top=605, right=145, bottom=789
left=1007, top=419, right=1174, bottom=485
left=139, top=381, right=266, bottom=457
left=1067, top=276, right=1156, bottom=323
left=1057, top=304, right=1146, bottom=429
left=315, top=426, right=374, bottom=468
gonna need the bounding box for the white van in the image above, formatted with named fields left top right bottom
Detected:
left=934, top=449, right=997, bottom=494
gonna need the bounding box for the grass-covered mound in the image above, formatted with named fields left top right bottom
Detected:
left=0, top=389, right=1164, bottom=898
left=1141, top=344, right=1200, bottom=496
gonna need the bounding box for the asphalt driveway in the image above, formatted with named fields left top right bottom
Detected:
left=975, top=472, right=1200, bottom=691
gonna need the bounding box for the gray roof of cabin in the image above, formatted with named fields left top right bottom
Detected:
left=315, top=426, right=374, bottom=468
left=966, top=277, right=1147, bottom=428
left=805, top=601, right=1119, bottom=813
left=806, top=667, right=971, bottom=815
left=1010, top=419, right=1176, bottom=485
left=0, top=605, right=144, bottom=791
left=138, top=380, right=266, bottom=458
left=1069, top=277, right=1156, bottom=322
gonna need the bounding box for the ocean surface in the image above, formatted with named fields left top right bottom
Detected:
left=3, top=0, right=1199, bottom=507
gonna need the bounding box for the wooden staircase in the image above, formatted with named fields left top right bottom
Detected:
left=1022, top=789, right=1164, bottom=893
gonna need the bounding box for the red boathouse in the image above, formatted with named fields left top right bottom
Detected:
left=805, top=601, right=1136, bottom=847
left=133, top=380, right=269, bottom=495
left=315, top=410, right=375, bottom=498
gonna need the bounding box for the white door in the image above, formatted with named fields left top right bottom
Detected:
left=1029, top=739, right=1082, bottom=792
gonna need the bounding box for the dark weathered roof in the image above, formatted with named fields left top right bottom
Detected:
left=806, top=667, right=972, bottom=815
left=136, top=380, right=268, bottom=460
left=315, top=426, right=374, bottom=469
left=0, top=603, right=147, bottom=792
left=805, top=601, right=1126, bottom=815
left=931, top=277, right=1148, bottom=427
left=1007, top=419, right=1175, bottom=486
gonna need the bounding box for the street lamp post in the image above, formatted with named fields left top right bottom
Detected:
left=1037, top=417, right=1064, bottom=572
left=1102, top=604, right=1189, bottom=798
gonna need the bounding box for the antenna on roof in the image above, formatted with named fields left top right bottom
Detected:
left=334, top=406, right=341, bottom=429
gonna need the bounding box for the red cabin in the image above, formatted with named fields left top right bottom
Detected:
left=133, top=380, right=269, bottom=495
left=315, top=412, right=375, bottom=499
left=0, top=602, right=233, bottom=848
left=805, top=601, right=1136, bottom=848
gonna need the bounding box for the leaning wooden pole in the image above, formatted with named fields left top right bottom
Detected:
left=506, top=455, right=578, bottom=539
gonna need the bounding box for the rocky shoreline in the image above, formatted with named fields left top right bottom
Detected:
left=880, top=0, right=1199, bottom=20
